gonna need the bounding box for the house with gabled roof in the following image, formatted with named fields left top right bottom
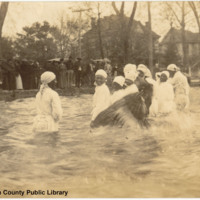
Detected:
left=159, top=27, right=200, bottom=75
left=81, top=14, right=160, bottom=66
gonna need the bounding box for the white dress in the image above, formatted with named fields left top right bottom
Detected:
left=156, top=82, right=175, bottom=114
left=33, top=88, right=63, bottom=133
left=169, top=71, right=190, bottom=110
left=16, top=74, right=23, bottom=89
left=92, top=83, right=111, bottom=121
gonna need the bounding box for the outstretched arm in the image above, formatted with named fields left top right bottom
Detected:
left=52, top=93, right=63, bottom=122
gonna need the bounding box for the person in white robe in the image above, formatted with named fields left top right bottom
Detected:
left=33, top=71, right=63, bottom=133
left=111, top=76, right=125, bottom=104
left=167, top=64, right=190, bottom=111
left=16, top=73, right=23, bottom=89
left=123, top=64, right=139, bottom=95
left=91, top=69, right=111, bottom=122
left=151, top=71, right=175, bottom=116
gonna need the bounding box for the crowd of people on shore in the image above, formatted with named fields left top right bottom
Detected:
left=46, top=57, right=116, bottom=89
left=0, top=59, right=43, bottom=90
left=0, top=57, right=120, bottom=91
left=33, top=62, right=190, bottom=132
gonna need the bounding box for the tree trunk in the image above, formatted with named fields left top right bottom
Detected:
left=0, top=2, right=9, bottom=58
left=148, top=2, right=153, bottom=72
left=188, top=1, right=200, bottom=56
left=112, top=2, right=137, bottom=64
left=181, top=2, right=188, bottom=71
left=124, top=2, right=137, bottom=63
left=97, top=3, right=104, bottom=59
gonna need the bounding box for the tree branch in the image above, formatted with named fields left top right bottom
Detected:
left=189, top=1, right=200, bottom=32
left=127, top=1, right=137, bottom=33
left=112, top=2, right=120, bottom=15
left=120, top=2, right=125, bottom=16
left=166, top=2, right=182, bottom=25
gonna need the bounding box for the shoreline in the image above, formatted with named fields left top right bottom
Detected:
left=0, top=81, right=199, bottom=101
left=0, top=86, right=95, bottom=101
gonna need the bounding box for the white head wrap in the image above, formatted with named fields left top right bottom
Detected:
left=95, top=69, right=107, bottom=78
left=137, top=64, right=152, bottom=78
left=161, top=71, right=170, bottom=79
left=123, top=64, right=137, bottom=82
left=167, top=64, right=178, bottom=72
left=113, top=76, right=125, bottom=87
left=40, top=71, right=56, bottom=95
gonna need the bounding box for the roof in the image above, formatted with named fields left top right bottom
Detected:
left=82, top=14, right=160, bottom=39
left=161, top=27, right=200, bottom=45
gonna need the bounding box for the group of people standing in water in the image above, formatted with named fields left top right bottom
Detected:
left=33, top=63, right=190, bottom=133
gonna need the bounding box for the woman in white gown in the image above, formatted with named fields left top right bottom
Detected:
left=16, top=73, right=23, bottom=89
left=151, top=71, right=175, bottom=116
left=15, top=62, right=23, bottom=90
left=33, top=71, right=63, bottom=133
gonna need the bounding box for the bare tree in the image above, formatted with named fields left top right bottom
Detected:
left=148, top=2, right=153, bottom=72
left=83, top=2, right=105, bottom=59
left=97, top=3, right=104, bottom=59
left=188, top=1, right=200, bottom=54
left=0, top=2, right=9, bottom=58
left=166, top=2, right=189, bottom=70
left=112, top=1, right=137, bottom=63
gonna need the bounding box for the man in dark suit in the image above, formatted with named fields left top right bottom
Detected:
left=74, top=58, right=82, bottom=88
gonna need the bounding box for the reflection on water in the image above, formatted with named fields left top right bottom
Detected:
left=0, top=88, right=200, bottom=197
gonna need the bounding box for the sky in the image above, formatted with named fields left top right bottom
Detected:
left=1, top=1, right=199, bottom=41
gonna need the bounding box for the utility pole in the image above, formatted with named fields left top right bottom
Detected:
left=72, top=8, right=91, bottom=58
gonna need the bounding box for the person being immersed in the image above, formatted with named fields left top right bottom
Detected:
left=33, top=71, right=63, bottom=133
left=91, top=69, right=111, bottom=123
left=167, top=64, right=190, bottom=111
left=136, top=64, right=154, bottom=115
left=124, top=64, right=138, bottom=88
left=150, top=71, right=175, bottom=116
left=111, top=76, right=125, bottom=104
left=91, top=63, right=150, bottom=129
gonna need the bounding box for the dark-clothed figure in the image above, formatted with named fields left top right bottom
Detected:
left=136, top=64, right=154, bottom=115
left=86, top=60, right=96, bottom=86
left=59, top=59, right=67, bottom=89
left=7, top=60, right=16, bottom=90
left=74, top=58, right=82, bottom=88
left=66, top=56, right=74, bottom=88
left=1, top=60, right=9, bottom=90
left=20, top=60, right=33, bottom=90
left=14, top=60, right=23, bottom=89
left=153, top=63, right=160, bottom=79
left=51, top=62, right=60, bottom=88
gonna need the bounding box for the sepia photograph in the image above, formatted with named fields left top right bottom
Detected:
left=0, top=1, right=200, bottom=198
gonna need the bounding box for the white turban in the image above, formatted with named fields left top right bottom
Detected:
left=113, top=76, right=125, bottom=87
left=123, top=64, right=137, bottom=82
left=95, top=69, right=107, bottom=78
left=167, top=64, right=178, bottom=72
left=41, top=71, right=56, bottom=84
left=161, top=71, right=170, bottom=79
left=40, top=71, right=56, bottom=95
left=137, top=64, right=152, bottom=78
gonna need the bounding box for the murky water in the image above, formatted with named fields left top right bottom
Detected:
left=0, top=88, right=200, bottom=197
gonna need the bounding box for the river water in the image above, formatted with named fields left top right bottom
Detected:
left=0, top=88, right=200, bottom=197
